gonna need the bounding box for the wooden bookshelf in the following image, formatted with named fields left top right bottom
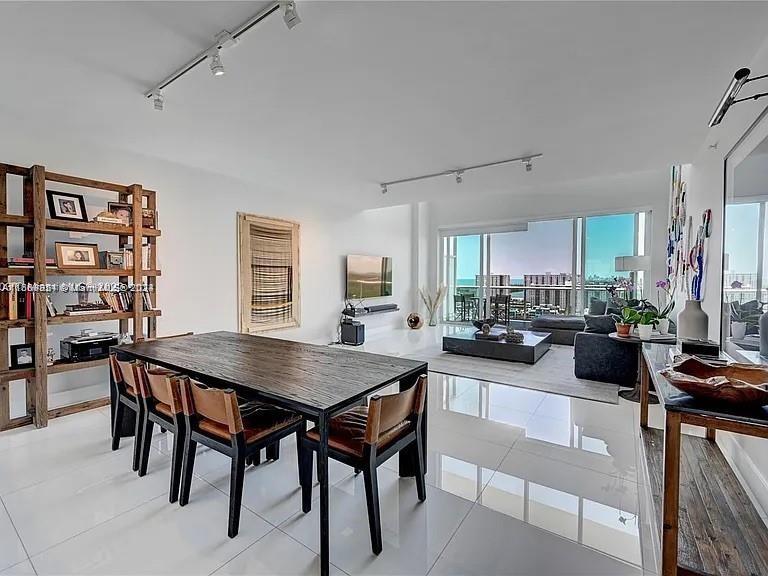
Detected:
left=0, top=163, right=162, bottom=431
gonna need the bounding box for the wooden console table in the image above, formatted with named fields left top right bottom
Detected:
left=640, top=344, right=768, bottom=576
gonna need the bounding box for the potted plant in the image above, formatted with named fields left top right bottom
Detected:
left=419, top=285, right=447, bottom=327
left=655, top=279, right=675, bottom=335
left=637, top=310, right=659, bottom=341
left=612, top=307, right=640, bottom=337
left=729, top=300, right=762, bottom=340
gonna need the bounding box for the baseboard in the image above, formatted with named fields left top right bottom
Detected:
left=717, top=431, right=768, bottom=522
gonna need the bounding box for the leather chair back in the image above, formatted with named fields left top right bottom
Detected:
left=111, top=354, right=140, bottom=395
left=365, top=374, right=427, bottom=444
left=179, top=377, right=243, bottom=435
left=135, top=364, right=183, bottom=413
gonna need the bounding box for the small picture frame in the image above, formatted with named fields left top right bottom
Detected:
left=55, top=242, right=100, bottom=269
left=107, top=202, right=132, bottom=225
left=141, top=208, right=156, bottom=229
left=10, top=343, right=34, bottom=370
left=47, top=190, right=88, bottom=222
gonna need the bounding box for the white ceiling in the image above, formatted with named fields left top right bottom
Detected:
left=1, top=1, right=768, bottom=209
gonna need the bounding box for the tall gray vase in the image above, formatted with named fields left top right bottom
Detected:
left=677, top=300, right=709, bottom=341
left=760, top=311, right=768, bottom=357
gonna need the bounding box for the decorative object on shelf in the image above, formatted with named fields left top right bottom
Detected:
left=10, top=343, right=34, bottom=370
left=238, top=213, right=300, bottom=333
left=661, top=355, right=768, bottom=406
left=77, top=282, right=89, bottom=306
left=141, top=208, right=157, bottom=228
left=481, top=323, right=491, bottom=335
left=118, top=332, right=133, bottom=345
left=419, top=285, right=446, bottom=327
left=612, top=307, right=640, bottom=338
left=655, top=279, right=675, bottom=335
left=92, top=210, right=123, bottom=225
left=46, top=347, right=55, bottom=366
left=107, top=201, right=132, bottom=225
left=406, top=312, right=423, bottom=329
left=55, top=241, right=100, bottom=270
left=46, top=190, right=88, bottom=222
left=99, top=250, right=125, bottom=269
left=677, top=299, right=709, bottom=341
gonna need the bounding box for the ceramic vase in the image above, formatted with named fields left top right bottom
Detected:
left=637, top=324, right=653, bottom=341
left=760, top=312, right=768, bottom=358
left=677, top=300, right=709, bottom=341
left=657, top=318, right=670, bottom=335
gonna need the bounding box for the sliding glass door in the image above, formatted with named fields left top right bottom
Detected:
left=441, top=211, right=648, bottom=324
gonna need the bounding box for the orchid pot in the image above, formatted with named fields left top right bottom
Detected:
left=657, top=318, right=670, bottom=335
left=731, top=321, right=747, bottom=340
left=637, top=324, right=653, bottom=341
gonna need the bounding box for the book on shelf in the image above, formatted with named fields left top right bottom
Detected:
left=98, top=286, right=153, bottom=313
left=122, top=244, right=155, bottom=269
left=63, top=303, right=113, bottom=316
left=3, top=257, right=56, bottom=268
left=5, top=287, right=56, bottom=320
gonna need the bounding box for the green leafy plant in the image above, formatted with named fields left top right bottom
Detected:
left=730, top=300, right=763, bottom=326
left=611, top=307, right=641, bottom=326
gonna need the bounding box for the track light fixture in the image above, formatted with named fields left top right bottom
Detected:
left=209, top=48, right=225, bottom=77
left=152, top=90, right=164, bottom=111
left=709, top=68, right=768, bottom=127
left=283, top=1, right=301, bottom=29
left=380, top=153, right=542, bottom=194
left=144, top=2, right=301, bottom=109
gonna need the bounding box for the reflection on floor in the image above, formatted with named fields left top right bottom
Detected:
left=0, top=369, right=659, bottom=575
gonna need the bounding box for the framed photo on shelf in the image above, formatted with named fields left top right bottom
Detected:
left=46, top=190, right=88, bottom=222
left=141, top=208, right=156, bottom=228
left=10, top=343, right=34, bottom=370
left=55, top=242, right=100, bottom=269
left=107, top=202, right=132, bottom=225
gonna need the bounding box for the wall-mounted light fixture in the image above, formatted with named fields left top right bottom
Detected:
left=709, top=68, right=768, bottom=127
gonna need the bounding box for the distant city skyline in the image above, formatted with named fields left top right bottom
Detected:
left=454, top=214, right=636, bottom=283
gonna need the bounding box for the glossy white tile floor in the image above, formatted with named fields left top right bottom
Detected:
left=0, top=348, right=662, bottom=575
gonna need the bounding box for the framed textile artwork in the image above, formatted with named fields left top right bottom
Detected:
left=237, top=213, right=300, bottom=333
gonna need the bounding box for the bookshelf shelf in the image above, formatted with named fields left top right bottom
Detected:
left=45, top=219, right=160, bottom=237
left=0, top=268, right=162, bottom=277
left=0, top=163, right=162, bottom=431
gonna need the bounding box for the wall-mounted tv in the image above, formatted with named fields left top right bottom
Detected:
left=346, top=255, right=393, bottom=299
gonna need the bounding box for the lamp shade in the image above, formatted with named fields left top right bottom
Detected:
left=615, top=255, right=650, bottom=272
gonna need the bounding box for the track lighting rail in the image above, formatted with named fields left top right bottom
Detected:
left=379, top=153, right=542, bottom=194
left=144, top=1, right=298, bottom=102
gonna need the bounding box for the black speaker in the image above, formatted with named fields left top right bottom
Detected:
left=341, top=321, right=365, bottom=346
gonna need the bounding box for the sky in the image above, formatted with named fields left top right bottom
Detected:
left=455, top=215, right=636, bottom=283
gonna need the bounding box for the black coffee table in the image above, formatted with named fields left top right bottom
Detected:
left=442, top=328, right=551, bottom=364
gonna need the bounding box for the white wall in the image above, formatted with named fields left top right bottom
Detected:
left=675, top=36, right=768, bottom=518
left=424, top=168, right=671, bottom=299
left=0, top=127, right=413, bottom=416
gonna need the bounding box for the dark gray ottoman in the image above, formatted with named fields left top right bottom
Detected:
left=529, top=315, right=586, bottom=345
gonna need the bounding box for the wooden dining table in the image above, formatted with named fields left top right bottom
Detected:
left=112, top=331, right=428, bottom=576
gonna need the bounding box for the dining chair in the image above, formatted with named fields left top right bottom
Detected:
left=134, top=364, right=188, bottom=502
left=109, top=354, right=146, bottom=472
left=298, top=374, right=428, bottom=554
left=177, top=377, right=304, bottom=537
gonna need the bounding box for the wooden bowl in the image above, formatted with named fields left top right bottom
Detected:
left=660, top=355, right=768, bottom=407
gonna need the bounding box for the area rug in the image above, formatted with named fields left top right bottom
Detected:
left=404, top=344, right=619, bottom=404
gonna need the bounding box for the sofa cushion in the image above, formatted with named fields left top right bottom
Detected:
left=588, top=298, right=608, bottom=315
left=583, top=314, right=616, bottom=334
left=531, top=315, right=586, bottom=331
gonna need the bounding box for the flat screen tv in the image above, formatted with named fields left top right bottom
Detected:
left=346, top=255, right=393, bottom=299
